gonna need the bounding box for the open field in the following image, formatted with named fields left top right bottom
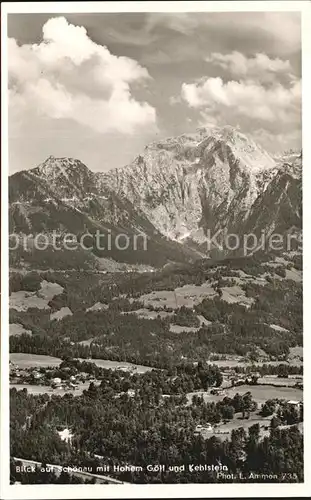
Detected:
left=10, top=281, right=63, bottom=312
left=285, top=268, right=302, bottom=282
left=12, top=382, right=302, bottom=406
left=86, top=302, right=109, bottom=312
left=139, top=283, right=217, bottom=309
left=9, top=323, right=32, bottom=337
left=209, top=413, right=273, bottom=441
left=257, top=376, right=302, bottom=386
left=10, top=382, right=100, bottom=396
left=221, top=285, right=254, bottom=307
left=79, top=358, right=154, bottom=373
left=132, top=265, right=302, bottom=313
left=10, top=384, right=58, bottom=395
left=122, top=308, right=174, bottom=320
left=204, top=417, right=303, bottom=442
left=187, top=384, right=303, bottom=407
left=10, top=351, right=303, bottom=373
left=169, top=324, right=200, bottom=333
left=138, top=280, right=258, bottom=310
left=10, top=353, right=155, bottom=373
left=10, top=291, right=51, bottom=312
left=207, top=358, right=303, bottom=368
left=289, top=346, right=303, bottom=361
left=50, top=307, right=73, bottom=321
left=38, top=281, right=64, bottom=300
left=10, top=353, right=62, bottom=368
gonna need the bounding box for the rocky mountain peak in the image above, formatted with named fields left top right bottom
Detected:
left=30, top=156, right=98, bottom=200
left=101, top=126, right=280, bottom=242
left=196, top=125, right=276, bottom=173
left=141, top=125, right=276, bottom=177
left=9, top=126, right=302, bottom=265
left=33, top=156, right=91, bottom=180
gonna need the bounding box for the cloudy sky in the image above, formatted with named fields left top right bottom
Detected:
left=8, top=12, right=301, bottom=173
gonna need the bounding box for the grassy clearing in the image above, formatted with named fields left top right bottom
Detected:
left=10, top=281, right=63, bottom=312
left=186, top=384, right=303, bottom=407
left=10, top=353, right=61, bottom=367
left=122, top=308, right=174, bottom=320
left=169, top=324, right=200, bottom=333
left=77, top=358, right=154, bottom=373
left=139, top=283, right=217, bottom=309
left=10, top=323, right=32, bottom=337
left=10, top=381, right=99, bottom=396
left=50, top=307, right=73, bottom=321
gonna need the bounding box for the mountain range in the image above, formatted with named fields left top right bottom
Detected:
left=9, top=126, right=302, bottom=269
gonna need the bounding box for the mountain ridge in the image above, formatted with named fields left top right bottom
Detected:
left=101, top=125, right=301, bottom=245
left=9, top=126, right=302, bottom=268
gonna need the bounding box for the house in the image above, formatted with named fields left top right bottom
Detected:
left=51, top=377, right=62, bottom=388
left=194, top=423, right=213, bottom=434
left=52, top=377, right=62, bottom=384
left=231, top=378, right=245, bottom=386
left=194, top=424, right=203, bottom=434
left=58, top=428, right=74, bottom=443
left=210, top=388, right=225, bottom=396
left=287, top=400, right=302, bottom=408
left=203, top=423, right=213, bottom=432
left=245, top=374, right=259, bottom=385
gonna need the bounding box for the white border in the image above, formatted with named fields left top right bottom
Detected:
left=1, top=1, right=310, bottom=498
left=0, top=0, right=310, bottom=13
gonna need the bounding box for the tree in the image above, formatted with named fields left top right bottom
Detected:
left=21, top=272, right=42, bottom=292
left=221, top=405, right=234, bottom=421
left=260, top=400, right=277, bottom=417
left=270, top=416, right=281, bottom=429
left=248, top=423, right=260, bottom=443
left=278, top=403, right=300, bottom=425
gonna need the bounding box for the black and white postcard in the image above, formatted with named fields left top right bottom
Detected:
left=1, top=1, right=310, bottom=498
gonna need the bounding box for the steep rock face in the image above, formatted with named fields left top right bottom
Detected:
left=9, top=126, right=302, bottom=267
left=9, top=159, right=201, bottom=268
left=242, top=154, right=302, bottom=239
left=10, top=157, right=153, bottom=232
left=31, top=156, right=99, bottom=200
left=101, top=126, right=279, bottom=244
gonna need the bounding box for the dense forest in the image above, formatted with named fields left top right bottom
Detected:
left=10, top=362, right=303, bottom=484
left=9, top=252, right=302, bottom=367
left=9, top=253, right=303, bottom=484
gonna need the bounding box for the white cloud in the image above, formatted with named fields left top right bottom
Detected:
left=205, top=52, right=293, bottom=84
left=180, top=63, right=301, bottom=154
left=181, top=77, right=301, bottom=131
left=9, top=17, right=157, bottom=135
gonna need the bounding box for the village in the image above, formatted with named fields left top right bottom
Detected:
left=9, top=360, right=95, bottom=392
left=9, top=354, right=303, bottom=480
left=9, top=358, right=303, bottom=424
left=9, top=357, right=303, bottom=390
